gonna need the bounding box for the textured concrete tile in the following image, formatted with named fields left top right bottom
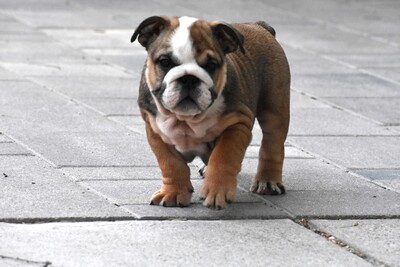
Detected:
left=107, top=115, right=146, bottom=135
left=1, top=63, right=131, bottom=77
left=0, top=67, right=23, bottom=80
left=289, top=107, right=397, bottom=136
left=4, top=9, right=125, bottom=28
left=239, top=158, right=400, bottom=218
left=29, top=76, right=138, bottom=98
left=355, top=169, right=400, bottom=192
left=291, top=91, right=330, bottom=109
left=0, top=81, right=155, bottom=167
left=310, top=219, right=400, bottom=267
left=245, top=145, right=313, bottom=159
left=125, top=203, right=289, bottom=220
left=80, top=97, right=139, bottom=116
left=325, top=97, right=400, bottom=125
left=81, top=180, right=262, bottom=205
left=61, top=165, right=202, bottom=181
left=260, top=189, right=400, bottom=218
left=289, top=136, right=400, bottom=169
left=363, top=67, right=400, bottom=83
left=0, top=220, right=371, bottom=266
left=100, top=54, right=146, bottom=74
left=0, top=143, right=33, bottom=155
left=240, top=158, right=377, bottom=192
left=292, top=73, right=400, bottom=97
left=42, top=29, right=137, bottom=49
left=0, top=134, right=13, bottom=142
left=24, top=131, right=155, bottom=167
left=0, top=156, right=132, bottom=220
left=279, top=23, right=399, bottom=55
left=0, top=42, right=89, bottom=64
left=330, top=53, right=400, bottom=69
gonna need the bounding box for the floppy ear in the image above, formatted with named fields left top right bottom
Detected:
left=211, top=23, right=245, bottom=54
left=131, top=16, right=169, bottom=49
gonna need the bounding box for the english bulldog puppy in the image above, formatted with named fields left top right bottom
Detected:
left=131, top=16, right=290, bottom=209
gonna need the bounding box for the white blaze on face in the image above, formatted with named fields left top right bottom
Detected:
left=161, top=16, right=215, bottom=116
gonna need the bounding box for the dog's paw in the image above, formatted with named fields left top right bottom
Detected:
left=199, top=180, right=236, bottom=210
left=150, top=184, right=194, bottom=207
left=250, top=181, right=286, bottom=195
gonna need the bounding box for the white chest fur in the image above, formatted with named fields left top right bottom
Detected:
left=154, top=96, right=225, bottom=162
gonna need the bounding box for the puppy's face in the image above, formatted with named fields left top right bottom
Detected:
left=132, top=16, right=244, bottom=118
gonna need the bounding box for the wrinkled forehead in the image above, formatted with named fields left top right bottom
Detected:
left=152, top=16, right=222, bottom=64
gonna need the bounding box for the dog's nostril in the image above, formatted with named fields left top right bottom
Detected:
left=179, top=75, right=200, bottom=87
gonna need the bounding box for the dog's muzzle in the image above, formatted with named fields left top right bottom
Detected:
left=160, top=63, right=216, bottom=115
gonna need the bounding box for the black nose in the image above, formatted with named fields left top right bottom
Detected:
left=178, top=75, right=200, bottom=88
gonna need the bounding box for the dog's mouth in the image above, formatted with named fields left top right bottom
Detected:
left=175, top=96, right=200, bottom=114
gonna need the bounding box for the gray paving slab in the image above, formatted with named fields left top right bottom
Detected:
left=289, top=107, right=397, bottom=136
left=0, top=257, right=43, bottom=267
left=292, top=73, right=400, bottom=97
left=29, top=76, right=139, bottom=99
left=325, top=97, right=400, bottom=125
left=61, top=165, right=203, bottom=181
left=80, top=97, right=139, bottom=116
left=0, top=67, right=23, bottom=80
left=355, top=169, right=400, bottom=193
left=1, top=62, right=130, bottom=77
left=289, top=136, right=400, bottom=169
left=310, top=219, right=400, bottom=267
left=0, top=80, right=155, bottom=167
left=125, top=203, right=289, bottom=220
left=0, top=41, right=89, bottom=64
left=239, top=158, right=400, bottom=218
left=0, top=143, right=33, bottom=155
left=364, top=67, right=400, bottom=83
left=245, top=145, right=313, bottom=159
left=0, top=155, right=132, bottom=221
left=0, top=220, right=371, bottom=266
left=80, top=179, right=262, bottom=205
left=290, top=91, right=331, bottom=109
left=329, top=53, right=400, bottom=69
left=0, top=134, right=13, bottom=143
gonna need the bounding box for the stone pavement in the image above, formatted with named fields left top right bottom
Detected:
left=0, top=0, right=399, bottom=266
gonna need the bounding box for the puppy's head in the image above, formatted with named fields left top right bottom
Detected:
left=131, top=16, right=244, bottom=118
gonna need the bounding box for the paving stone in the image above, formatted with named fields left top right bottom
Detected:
left=290, top=91, right=330, bottom=109
left=355, top=169, right=400, bottom=192
left=363, top=67, right=400, bottom=83
left=329, top=53, right=400, bottom=69
left=0, top=143, right=33, bottom=155
left=283, top=46, right=357, bottom=76
left=292, top=73, right=400, bottom=97
left=325, top=97, right=400, bottom=125
left=0, top=67, right=23, bottom=80
left=0, top=134, right=13, bottom=143
left=310, top=219, right=400, bottom=267
left=239, top=158, right=400, bottom=218
left=42, top=29, right=138, bottom=49
left=3, top=9, right=126, bottom=28
left=99, top=53, right=147, bottom=75
left=0, top=42, right=89, bottom=64
left=29, top=76, right=139, bottom=98
left=24, top=131, right=155, bottom=167
left=80, top=180, right=262, bottom=205
left=289, top=136, right=400, bottom=169
left=289, top=107, right=398, bottom=136
left=0, top=81, right=155, bottom=167
left=240, top=158, right=377, bottom=192
left=125, top=203, right=289, bottom=220
left=245, top=145, right=313, bottom=159
left=107, top=115, right=146, bottom=135
left=0, top=156, right=132, bottom=221
left=61, top=165, right=202, bottom=181
left=1, top=63, right=131, bottom=77
left=0, top=220, right=371, bottom=266
left=278, top=22, right=399, bottom=55
left=80, top=97, right=139, bottom=116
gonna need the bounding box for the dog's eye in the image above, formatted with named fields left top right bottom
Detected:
left=158, top=56, right=174, bottom=69
left=204, top=58, right=220, bottom=73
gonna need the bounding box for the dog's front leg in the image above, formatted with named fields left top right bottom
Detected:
left=200, top=122, right=252, bottom=209
left=144, top=120, right=193, bottom=207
